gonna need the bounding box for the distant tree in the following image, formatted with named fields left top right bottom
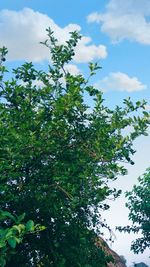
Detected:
left=118, top=168, right=150, bottom=253
left=0, top=29, right=149, bottom=266
left=133, top=262, right=149, bottom=267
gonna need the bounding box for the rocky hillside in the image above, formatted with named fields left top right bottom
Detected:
left=96, top=237, right=127, bottom=267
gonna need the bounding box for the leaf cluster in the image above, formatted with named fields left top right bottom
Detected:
left=0, top=210, right=45, bottom=267
left=117, top=168, right=150, bottom=253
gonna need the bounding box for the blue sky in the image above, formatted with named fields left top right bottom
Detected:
left=0, top=0, right=150, bottom=266
left=0, top=0, right=150, bottom=109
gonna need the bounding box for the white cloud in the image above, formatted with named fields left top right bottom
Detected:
left=87, top=0, right=150, bottom=45
left=58, top=64, right=81, bottom=86
left=145, top=104, right=150, bottom=110
left=74, top=36, right=107, bottom=63
left=64, top=64, right=81, bottom=75
left=87, top=12, right=102, bottom=24
left=94, top=72, right=147, bottom=92
left=0, top=8, right=107, bottom=62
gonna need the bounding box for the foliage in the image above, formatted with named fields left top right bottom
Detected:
left=133, top=263, right=149, bottom=267
left=117, top=168, right=150, bottom=253
left=0, top=210, right=45, bottom=267
left=0, top=28, right=149, bottom=266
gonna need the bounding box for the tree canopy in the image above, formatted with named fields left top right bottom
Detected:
left=0, top=28, right=149, bottom=266
left=118, top=168, right=150, bottom=254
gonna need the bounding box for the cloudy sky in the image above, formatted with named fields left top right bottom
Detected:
left=0, top=0, right=150, bottom=266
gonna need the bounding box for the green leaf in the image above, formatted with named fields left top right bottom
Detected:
left=12, top=225, right=22, bottom=234
left=26, top=220, right=34, bottom=231
left=0, top=240, right=6, bottom=248
left=0, top=211, right=16, bottom=221
left=143, top=111, right=149, bottom=116
left=8, top=237, right=17, bottom=248
left=16, top=213, right=26, bottom=223
left=0, top=258, right=6, bottom=267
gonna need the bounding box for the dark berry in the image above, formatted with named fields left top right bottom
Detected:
left=89, top=91, right=94, bottom=96
left=15, top=74, right=19, bottom=79
left=1, top=57, right=6, bottom=62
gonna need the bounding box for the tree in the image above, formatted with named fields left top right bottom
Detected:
left=133, top=263, right=149, bottom=267
left=118, top=168, right=150, bottom=254
left=0, top=28, right=149, bottom=266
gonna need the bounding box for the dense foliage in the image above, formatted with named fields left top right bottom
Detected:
left=0, top=29, right=149, bottom=266
left=118, top=168, right=150, bottom=254
left=0, top=210, right=45, bottom=267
